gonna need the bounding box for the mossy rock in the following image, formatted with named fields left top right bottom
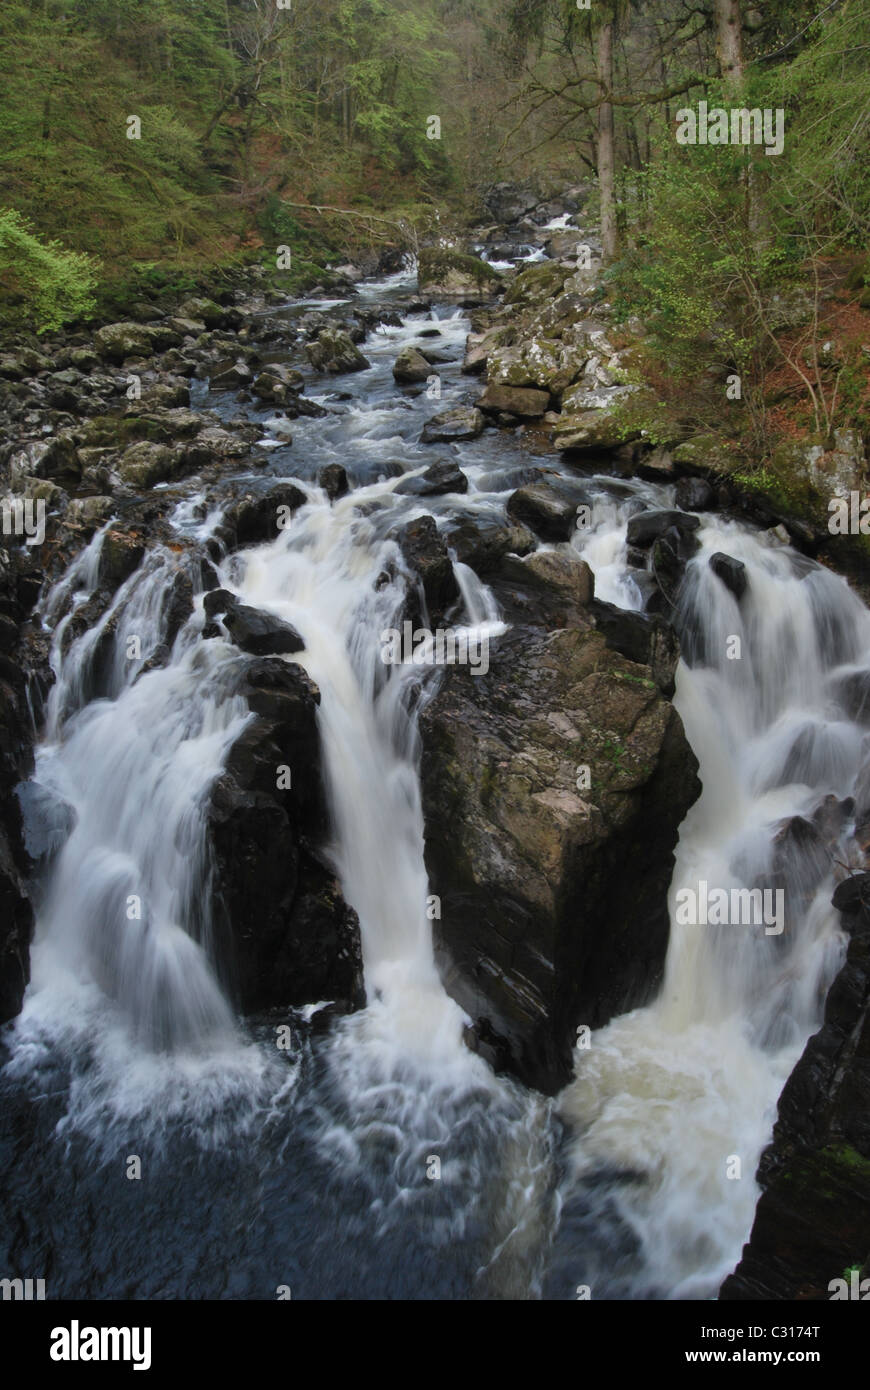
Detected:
left=417, top=247, right=502, bottom=300
left=672, top=433, right=740, bottom=476
left=503, top=260, right=573, bottom=309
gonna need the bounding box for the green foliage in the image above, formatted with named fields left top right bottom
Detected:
left=0, top=208, right=97, bottom=331
left=769, top=0, right=870, bottom=244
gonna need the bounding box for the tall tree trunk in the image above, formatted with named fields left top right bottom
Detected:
left=714, top=0, right=744, bottom=92
left=597, top=20, right=618, bottom=263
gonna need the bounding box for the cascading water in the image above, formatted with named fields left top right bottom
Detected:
left=2, top=266, right=869, bottom=1298
left=555, top=506, right=870, bottom=1298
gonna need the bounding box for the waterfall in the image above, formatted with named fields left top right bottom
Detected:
left=5, top=268, right=868, bottom=1298
left=562, top=506, right=870, bottom=1297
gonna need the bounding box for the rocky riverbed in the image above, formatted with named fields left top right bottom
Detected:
left=1, top=187, right=869, bottom=1299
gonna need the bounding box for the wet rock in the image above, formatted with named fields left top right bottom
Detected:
left=395, top=515, right=458, bottom=618
left=98, top=529, right=145, bottom=591
left=219, top=483, right=308, bottom=547
left=318, top=464, right=349, bottom=501
left=442, top=516, right=536, bottom=576
left=834, top=671, right=870, bottom=725
left=305, top=329, right=370, bottom=374
left=0, top=555, right=39, bottom=1021
left=181, top=424, right=259, bottom=471
left=420, top=406, right=484, bottom=444
left=591, top=600, right=681, bottom=697
left=392, top=347, right=432, bottom=384
left=207, top=657, right=364, bottom=1014
left=203, top=590, right=305, bottom=656
left=462, top=334, right=490, bottom=375
left=138, top=381, right=191, bottom=411
left=721, top=875, right=870, bottom=1300
left=10, top=434, right=79, bottom=487
left=507, top=482, right=579, bottom=542
left=626, top=509, right=701, bottom=549
left=649, top=533, right=688, bottom=608
left=636, top=446, right=676, bottom=482
left=710, top=552, right=748, bottom=600
left=675, top=476, right=716, bottom=511
left=477, top=384, right=550, bottom=418
left=420, top=614, right=700, bottom=1093
left=252, top=364, right=306, bottom=403
left=396, top=461, right=468, bottom=498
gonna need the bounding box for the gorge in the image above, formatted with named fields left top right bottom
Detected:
left=1, top=203, right=869, bottom=1303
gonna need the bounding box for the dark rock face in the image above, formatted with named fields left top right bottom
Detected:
left=207, top=658, right=364, bottom=1014
left=507, top=482, right=579, bottom=542
left=626, top=509, right=701, bottom=549
left=482, top=182, right=540, bottom=225
left=721, top=874, right=870, bottom=1301
left=223, top=483, right=307, bottom=550
left=674, top=476, right=716, bottom=512
left=318, top=464, right=349, bottom=501
left=203, top=590, right=304, bottom=657
left=0, top=546, right=39, bottom=1022
left=442, top=516, right=536, bottom=575
left=395, top=461, right=469, bottom=498
left=710, top=552, right=748, bottom=600
left=591, top=599, right=681, bottom=698
left=419, top=563, right=700, bottom=1093
left=394, top=515, right=459, bottom=619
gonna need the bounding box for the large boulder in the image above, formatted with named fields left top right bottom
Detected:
left=477, top=384, right=550, bottom=418
left=395, top=514, right=459, bottom=619
left=93, top=322, right=157, bottom=363
left=395, top=461, right=468, bottom=498
left=392, top=347, right=432, bottom=384
left=482, top=183, right=540, bottom=225
left=442, top=516, right=536, bottom=576
left=116, top=441, right=179, bottom=489
left=417, top=247, right=502, bottom=304
left=207, top=658, right=364, bottom=1014
left=552, top=386, right=639, bottom=452
left=203, top=590, right=305, bottom=657
left=420, top=406, right=485, bottom=444
left=487, top=340, right=588, bottom=399
left=420, top=596, right=701, bottom=1092
left=305, top=330, right=370, bottom=374
left=507, top=482, right=579, bottom=542
left=222, top=483, right=307, bottom=549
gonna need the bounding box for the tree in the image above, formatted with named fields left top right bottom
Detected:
left=714, top=0, right=744, bottom=90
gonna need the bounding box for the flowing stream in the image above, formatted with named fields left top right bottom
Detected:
left=1, top=268, right=867, bottom=1299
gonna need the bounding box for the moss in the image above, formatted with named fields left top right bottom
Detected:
left=418, top=247, right=501, bottom=289
left=614, top=672, right=657, bottom=692
left=778, top=1143, right=870, bottom=1200
left=503, top=260, right=571, bottom=308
